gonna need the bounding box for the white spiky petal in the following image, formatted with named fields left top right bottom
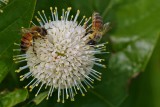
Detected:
left=14, top=7, right=108, bottom=103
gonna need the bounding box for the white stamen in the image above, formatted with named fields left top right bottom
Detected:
left=42, top=10, right=48, bottom=23
left=50, top=7, right=54, bottom=21
left=15, top=59, right=27, bottom=63
left=30, top=21, right=36, bottom=26
left=16, top=65, right=29, bottom=73
left=78, top=16, right=85, bottom=26
left=85, top=23, right=92, bottom=30
left=38, top=11, right=46, bottom=24
left=74, top=10, right=80, bottom=22
left=50, top=86, right=54, bottom=97
left=55, top=7, right=58, bottom=21
left=24, top=78, right=36, bottom=88
left=66, top=7, right=71, bottom=21
left=57, top=83, right=61, bottom=102
left=35, top=83, right=44, bottom=96
left=47, top=86, right=52, bottom=100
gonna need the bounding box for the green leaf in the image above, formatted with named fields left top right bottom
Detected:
left=119, top=35, right=160, bottom=107
left=107, top=0, right=160, bottom=106
left=0, top=89, right=28, bottom=107
left=0, top=0, right=37, bottom=83
left=0, top=61, right=8, bottom=83
left=32, top=91, right=48, bottom=105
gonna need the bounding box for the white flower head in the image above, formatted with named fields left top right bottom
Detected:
left=13, top=7, right=109, bottom=103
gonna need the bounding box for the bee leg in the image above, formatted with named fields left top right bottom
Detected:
left=82, top=30, right=94, bottom=38
left=86, top=30, right=94, bottom=36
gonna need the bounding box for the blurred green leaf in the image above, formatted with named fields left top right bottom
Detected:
left=0, top=61, right=8, bottom=83
left=119, top=35, right=160, bottom=107
left=32, top=91, right=48, bottom=105
left=0, top=89, right=28, bottom=107
left=0, top=0, right=36, bottom=82
left=108, top=0, right=160, bottom=106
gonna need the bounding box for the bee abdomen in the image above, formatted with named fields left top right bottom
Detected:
left=20, top=41, right=32, bottom=51
left=92, top=12, right=103, bottom=31
left=20, top=33, right=32, bottom=52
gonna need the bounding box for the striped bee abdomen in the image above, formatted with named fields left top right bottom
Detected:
left=20, top=33, right=32, bottom=52
left=92, top=12, right=103, bottom=31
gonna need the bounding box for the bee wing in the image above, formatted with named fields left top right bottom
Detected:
left=21, top=28, right=31, bottom=33
left=103, top=22, right=111, bottom=34
left=21, top=28, right=38, bottom=35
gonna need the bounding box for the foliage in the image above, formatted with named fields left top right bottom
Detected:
left=0, top=0, right=160, bottom=107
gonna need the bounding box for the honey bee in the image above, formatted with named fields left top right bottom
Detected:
left=20, top=26, right=47, bottom=52
left=86, top=12, right=111, bottom=45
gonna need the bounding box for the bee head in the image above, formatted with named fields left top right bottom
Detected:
left=31, top=26, right=47, bottom=37
left=40, top=27, right=47, bottom=36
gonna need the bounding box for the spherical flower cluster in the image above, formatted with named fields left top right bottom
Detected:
left=13, top=7, right=108, bottom=103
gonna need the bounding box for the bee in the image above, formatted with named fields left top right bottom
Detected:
left=86, top=12, right=111, bottom=45
left=20, top=26, right=47, bottom=52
